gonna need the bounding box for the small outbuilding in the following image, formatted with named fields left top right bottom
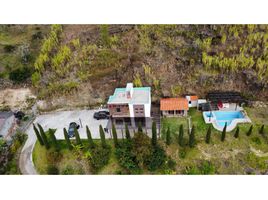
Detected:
left=186, top=95, right=198, bottom=107
left=160, top=98, right=189, bottom=117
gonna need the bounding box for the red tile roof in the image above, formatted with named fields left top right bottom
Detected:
left=190, top=95, right=198, bottom=101
left=160, top=98, right=189, bottom=111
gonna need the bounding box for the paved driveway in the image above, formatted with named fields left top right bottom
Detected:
left=19, top=109, right=110, bottom=175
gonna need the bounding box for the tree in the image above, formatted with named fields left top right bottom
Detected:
left=247, top=125, right=253, bottom=136
left=221, top=123, right=227, bottom=142
left=112, top=123, right=118, bottom=147
left=178, top=124, right=184, bottom=147
left=234, top=126, right=240, bottom=138
left=152, top=121, right=157, bottom=146
left=166, top=127, right=171, bottom=145
left=189, top=125, right=195, bottom=148
left=74, top=127, right=82, bottom=146
left=138, top=122, right=143, bottom=133
left=206, top=125, right=212, bottom=144
left=125, top=124, right=131, bottom=141
left=37, top=123, right=49, bottom=149
left=63, top=128, right=72, bottom=150
left=33, top=124, right=44, bottom=146
left=99, top=125, right=107, bottom=148
left=86, top=125, right=95, bottom=149
left=259, top=125, right=265, bottom=135
left=48, top=129, right=59, bottom=150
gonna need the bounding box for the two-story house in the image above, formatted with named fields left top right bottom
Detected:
left=107, top=83, right=151, bottom=128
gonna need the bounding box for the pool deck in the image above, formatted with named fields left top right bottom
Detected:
left=203, top=105, right=251, bottom=132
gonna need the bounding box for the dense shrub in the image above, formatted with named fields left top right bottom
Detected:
left=89, top=146, right=111, bottom=173
left=145, top=145, right=166, bottom=171
left=47, top=165, right=59, bottom=175
left=115, top=141, right=140, bottom=174
left=9, top=66, right=33, bottom=83
left=62, top=165, right=75, bottom=175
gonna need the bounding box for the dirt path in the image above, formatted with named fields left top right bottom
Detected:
left=250, top=145, right=268, bottom=157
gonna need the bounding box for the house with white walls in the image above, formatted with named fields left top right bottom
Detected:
left=107, top=83, right=151, bottom=128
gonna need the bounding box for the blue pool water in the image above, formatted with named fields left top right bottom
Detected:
left=205, top=111, right=245, bottom=127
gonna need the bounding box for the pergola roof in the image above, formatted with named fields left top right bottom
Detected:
left=206, top=91, right=246, bottom=104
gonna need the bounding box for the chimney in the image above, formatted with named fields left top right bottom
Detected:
left=126, top=83, right=133, bottom=99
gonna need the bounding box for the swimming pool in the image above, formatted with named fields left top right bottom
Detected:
left=203, top=110, right=251, bottom=131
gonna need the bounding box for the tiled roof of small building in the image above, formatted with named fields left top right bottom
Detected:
left=160, top=98, right=189, bottom=111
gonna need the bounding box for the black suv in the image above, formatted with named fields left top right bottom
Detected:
left=68, top=122, right=80, bottom=138
left=93, top=110, right=110, bottom=120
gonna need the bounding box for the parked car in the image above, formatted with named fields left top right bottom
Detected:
left=14, top=111, right=25, bottom=120
left=68, top=122, right=80, bottom=138
left=93, top=110, right=110, bottom=120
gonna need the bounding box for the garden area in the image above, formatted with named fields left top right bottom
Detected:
left=32, top=106, right=268, bottom=175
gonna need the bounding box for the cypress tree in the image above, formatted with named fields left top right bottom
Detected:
left=99, top=125, right=106, bottom=148
left=63, top=128, right=72, bottom=150
left=86, top=125, right=95, bottom=149
left=206, top=125, right=212, bottom=144
left=221, top=123, right=227, bottom=142
left=166, top=126, right=171, bottom=145
left=189, top=125, right=195, bottom=148
left=152, top=121, right=157, bottom=146
left=246, top=125, right=253, bottom=136
left=48, top=128, right=59, bottom=150
left=234, top=126, right=240, bottom=138
left=138, top=122, right=143, bottom=133
left=178, top=124, right=184, bottom=147
left=112, top=123, right=118, bottom=147
left=259, top=125, right=264, bottom=135
left=125, top=124, right=131, bottom=140
left=33, top=123, right=44, bottom=146
left=74, top=127, right=82, bottom=146
left=37, top=123, right=49, bottom=149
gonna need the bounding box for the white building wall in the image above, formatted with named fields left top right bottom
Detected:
left=128, top=104, right=134, bottom=117
left=186, top=96, right=198, bottom=107
left=144, top=103, right=151, bottom=117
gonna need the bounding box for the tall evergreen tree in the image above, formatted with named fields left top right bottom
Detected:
left=86, top=125, right=95, bottom=148
left=189, top=125, right=195, bottom=148
left=259, top=125, right=265, bottom=135
left=37, top=123, right=49, bottom=149
left=138, top=122, right=143, bottom=133
left=166, top=126, right=171, bottom=145
left=125, top=124, right=131, bottom=141
left=112, top=123, right=118, bottom=147
left=221, top=123, right=227, bottom=142
left=74, top=127, right=82, bottom=146
left=33, top=123, right=44, bottom=146
left=63, top=128, right=72, bottom=150
left=234, top=126, right=240, bottom=138
left=246, top=125, right=253, bottom=136
left=99, top=125, right=107, bottom=148
left=206, top=125, right=212, bottom=144
left=178, top=124, right=184, bottom=147
left=48, top=128, right=59, bottom=150
left=152, top=121, right=157, bottom=146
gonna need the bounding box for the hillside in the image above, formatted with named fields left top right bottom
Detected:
left=1, top=25, right=268, bottom=110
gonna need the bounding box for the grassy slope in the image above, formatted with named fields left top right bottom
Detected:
left=161, top=107, right=268, bottom=174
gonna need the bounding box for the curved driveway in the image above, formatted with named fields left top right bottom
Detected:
left=19, top=109, right=109, bottom=175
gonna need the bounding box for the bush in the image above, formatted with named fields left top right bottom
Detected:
left=47, top=165, right=59, bottom=175
left=9, top=66, right=33, bottom=83
left=115, top=141, right=140, bottom=174
left=251, top=137, right=262, bottom=145
left=62, top=165, right=75, bottom=175
left=145, top=145, right=166, bottom=171
left=179, top=149, right=187, bottom=159
left=199, top=161, right=215, bottom=175
left=89, top=146, right=111, bottom=173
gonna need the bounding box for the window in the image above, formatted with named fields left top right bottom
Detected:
left=116, top=107, right=121, bottom=112
left=189, top=101, right=192, bottom=104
